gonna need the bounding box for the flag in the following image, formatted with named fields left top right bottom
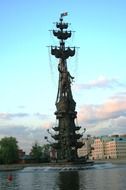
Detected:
left=61, top=12, right=68, bottom=17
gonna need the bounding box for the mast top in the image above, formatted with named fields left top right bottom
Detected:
left=51, top=12, right=75, bottom=60
left=60, top=12, right=68, bottom=21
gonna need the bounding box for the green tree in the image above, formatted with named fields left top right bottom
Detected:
left=30, top=142, right=42, bottom=163
left=0, top=137, right=19, bottom=164
left=41, top=144, right=50, bottom=158
left=30, top=143, right=51, bottom=163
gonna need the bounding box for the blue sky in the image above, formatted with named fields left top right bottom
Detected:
left=0, top=0, right=126, bottom=152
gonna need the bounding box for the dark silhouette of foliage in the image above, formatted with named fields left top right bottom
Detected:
left=0, top=137, right=19, bottom=164
left=30, top=142, right=50, bottom=163
left=30, top=142, right=43, bottom=163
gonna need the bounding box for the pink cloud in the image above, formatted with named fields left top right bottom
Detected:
left=41, top=121, right=53, bottom=129
left=0, top=113, right=10, bottom=120
left=78, top=93, right=126, bottom=125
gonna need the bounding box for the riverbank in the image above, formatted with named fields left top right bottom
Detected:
left=0, top=161, right=93, bottom=171
left=94, top=159, right=126, bottom=165
left=0, top=159, right=126, bottom=171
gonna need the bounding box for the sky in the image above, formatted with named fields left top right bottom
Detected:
left=0, top=0, right=126, bottom=153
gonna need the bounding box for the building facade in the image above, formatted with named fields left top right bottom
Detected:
left=91, top=135, right=126, bottom=160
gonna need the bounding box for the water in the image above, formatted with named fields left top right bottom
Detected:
left=0, top=163, right=126, bottom=190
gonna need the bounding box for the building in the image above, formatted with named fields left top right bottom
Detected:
left=18, top=149, right=25, bottom=159
left=91, top=135, right=126, bottom=160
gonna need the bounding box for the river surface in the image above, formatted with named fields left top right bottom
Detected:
left=0, top=163, right=126, bottom=190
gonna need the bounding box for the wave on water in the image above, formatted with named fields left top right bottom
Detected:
left=16, top=162, right=126, bottom=174
left=21, top=165, right=94, bottom=173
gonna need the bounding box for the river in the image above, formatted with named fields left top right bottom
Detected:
left=0, top=163, right=126, bottom=190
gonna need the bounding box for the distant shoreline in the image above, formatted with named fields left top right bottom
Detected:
left=0, top=159, right=126, bottom=171
left=94, top=159, right=126, bottom=164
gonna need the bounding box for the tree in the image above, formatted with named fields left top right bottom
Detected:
left=41, top=144, right=50, bottom=158
left=30, top=143, right=51, bottom=163
left=0, top=137, right=19, bottom=164
left=30, top=142, right=42, bottom=163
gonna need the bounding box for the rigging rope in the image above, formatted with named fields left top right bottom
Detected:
left=48, top=47, right=57, bottom=88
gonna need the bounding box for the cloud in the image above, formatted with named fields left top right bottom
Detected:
left=0, top=112, right=29, bottom=120
left=0, top=124, right=51, bottom=153
left=85, top=118, right=126, bottom=137
left=17, top=105, right=26, bottom=109
left=0, top=109, right=53, bottom=153
left=41, top=121, right=53, bottom=129
left=0, top=112, right=49, bottom=121
left=75, top=76, right=124, bottom=90
left=78, top=95, right=126, bottom=124
left=34, top=112, right=49, bottom=120
left=77, top=92, right=126, bottom=136
left=1, top=91, right=126, bottom=152
left=110, top=91, right=126, bottom=100
left=0, top=112, right=52, bottom=151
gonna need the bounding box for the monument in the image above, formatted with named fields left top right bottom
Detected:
left=49, top=13, right=85, bottom=162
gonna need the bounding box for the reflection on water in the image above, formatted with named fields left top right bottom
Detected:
left=59, top=171, right=79, bottom=190
left=0, top=164, right=126, bottom=190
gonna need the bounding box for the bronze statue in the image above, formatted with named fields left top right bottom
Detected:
left=50, top=13, right=84, bottom=161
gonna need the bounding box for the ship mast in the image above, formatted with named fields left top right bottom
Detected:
left=50, top=13, right=84, bottom=161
